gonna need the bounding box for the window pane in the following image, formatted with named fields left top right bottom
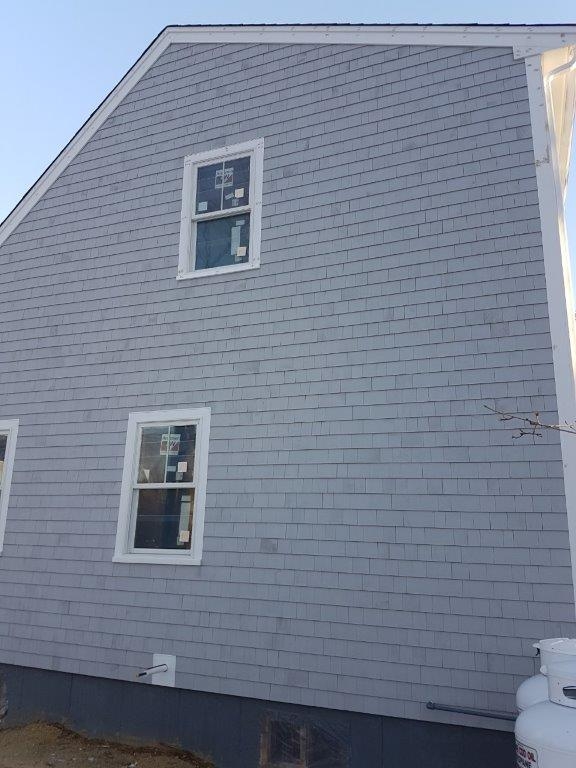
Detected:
left=137, top=424, right=196, bottom=484
left=222, top=156, right=250, bottom=210
left=137, top=426, right=169, bottom=484
left=195, top=161, right=224, bottom=214
left=195, top=155, right=250, bottom=215
left=195, top=214, right=250, bottom=271
left=165, top=424, right=196, bottom=483
left=133, top=488, right=195, bottom=550
left=0, top=433, right=6, bottom=488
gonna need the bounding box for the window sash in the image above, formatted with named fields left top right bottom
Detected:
left=189, top=153, right=255, bottom=273
left=132, top=422, right=200, bottom=487
left=128, top=421, right=200, bottom=552
left=127, top=486, right=196, bottom=554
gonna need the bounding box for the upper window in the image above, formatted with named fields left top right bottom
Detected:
left=0, top=419, right=19, bottom=553
left=113, top=408, right=211, bottom=565
left=178, top=138, right=264, bottom=280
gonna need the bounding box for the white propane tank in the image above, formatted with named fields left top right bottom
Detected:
left=515, top=660, right=576, bottom=767
left=516, top=638, right=576, bottom=712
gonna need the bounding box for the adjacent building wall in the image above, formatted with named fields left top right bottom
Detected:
left=0, top=40, right=574, bottom=726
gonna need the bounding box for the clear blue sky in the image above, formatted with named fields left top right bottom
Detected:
left=0, top=0, right=574, bottom=255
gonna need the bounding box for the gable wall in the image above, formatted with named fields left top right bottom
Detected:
left=0, top=40, right=573, bottom=724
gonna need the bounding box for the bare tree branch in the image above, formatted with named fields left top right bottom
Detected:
left=484, top=405, right=576, bottom=439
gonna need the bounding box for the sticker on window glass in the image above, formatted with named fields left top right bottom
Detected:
left=177, top=461, right=188, bottom=473
left=234, top=188, right=244, bottom=198
left=516, top=743, right=538, bottom=768
left=235, top=246, right=247, bottom=262
left=230, top=222, right=245, bottom=257
left=215, top=167, right=233, bottom=189
left=178, top=530, right=191, bottom=544
left=197, top=201, right=208, bottom=212
left=160, top=433, right=180, bottom=456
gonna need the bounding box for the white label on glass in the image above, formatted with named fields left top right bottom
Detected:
left=215, top=167, right=233, bottom=189
left=234, top=188, right=244, bottom=198
left=231, top=225, right=242, bottom=257
left=160, top=433, right=180, bottom=456
left=197, top=201, right=208, bottom=212
left=177, top=461, right=187, bottom=473
left=236, top=246, right=247, bottom=258
left=178, top=530, right=191, bottom=543
left=516, top=742, right=538, bottom=768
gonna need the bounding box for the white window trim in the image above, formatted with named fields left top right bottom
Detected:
left=113, top=408, right=211, bottom=566
left=0, top=419, right=19, bottom=554
left=177, top=138, right=264, bottom=280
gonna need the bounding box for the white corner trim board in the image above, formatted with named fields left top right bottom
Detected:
left=0, top=419, right=19, bottom=553
left=1, top=24, right=576, bottom=249
left=525, top=50, right=576, bottom=615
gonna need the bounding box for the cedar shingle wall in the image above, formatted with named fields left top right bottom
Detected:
left=0, top=41, right=573, bottom=726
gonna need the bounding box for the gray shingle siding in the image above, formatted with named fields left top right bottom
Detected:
left=0, top=40, right=573, bottom=725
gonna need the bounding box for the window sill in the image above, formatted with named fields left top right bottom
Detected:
left=113, top=553, right=202, bottom=566
left=177, top=262, right=259, bottom=280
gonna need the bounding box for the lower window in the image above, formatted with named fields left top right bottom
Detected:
left=113, top=408, right=211, bottom=565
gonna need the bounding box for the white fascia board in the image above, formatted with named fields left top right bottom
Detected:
left=1, top=24, right=576, bottom=249
left=525, top=51, right=576, bottom=615
left=167, top=24, right=576, bottom=58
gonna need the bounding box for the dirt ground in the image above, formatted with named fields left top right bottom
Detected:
left=0, top=723, right=213, bottom=768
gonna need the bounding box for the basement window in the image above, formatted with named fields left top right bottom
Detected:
left=0, top=420, right=19, bottom=554
left=260, top=715, right=348, bottom=768
left=113, top=408, right=211, bottom=565
left=178, top=138, right=264, bottom=280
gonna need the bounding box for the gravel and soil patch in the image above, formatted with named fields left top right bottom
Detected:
left=0, top=723, right=213, bottom=768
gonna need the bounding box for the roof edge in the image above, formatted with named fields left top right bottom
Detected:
left=164, top=24, right=576, bottom=58
left=2, top=24, right=576, bottom=248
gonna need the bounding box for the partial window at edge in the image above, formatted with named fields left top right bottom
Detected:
left=0, top=420, right=19, bottom=553
left=178, top=138, right=264, bottom=280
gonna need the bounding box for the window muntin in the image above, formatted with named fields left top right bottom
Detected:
left=114, top=409, right=210, bottom=565
left=178, top=139, right=264, bottom=280
left=0, top=420, right=19, bottom=554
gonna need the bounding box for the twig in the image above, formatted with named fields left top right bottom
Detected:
left=484, top=405, right=576, bottom=439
